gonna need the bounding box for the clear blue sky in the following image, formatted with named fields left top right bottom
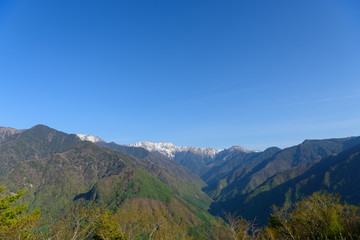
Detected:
left=1, top=0, right=359, bottom=150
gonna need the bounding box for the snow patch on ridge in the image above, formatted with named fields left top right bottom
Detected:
left=228, top=145, right=252, bottom=153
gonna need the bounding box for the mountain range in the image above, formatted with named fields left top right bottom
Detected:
left=71, top=131, right=360, bottom=225
left=1, top=124, right=360, bottom=232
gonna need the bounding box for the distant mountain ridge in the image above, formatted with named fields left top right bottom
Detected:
left=129, top=141, right=256, bottom=174
left=75, top=136, right=258, bottom=175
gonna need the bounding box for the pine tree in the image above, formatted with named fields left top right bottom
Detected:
left=0, top=186, right=40, bottom=239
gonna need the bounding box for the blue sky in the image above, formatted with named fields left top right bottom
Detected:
left=1, top=0, right=359, bottom=150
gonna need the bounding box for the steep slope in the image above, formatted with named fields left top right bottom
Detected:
left=0, top=124, right=81, bottom=174
left=203, top=147, right=281, bottom=199
left=236, top=137, right=360, bottom=194
left=210, top=137, right=360, bottom=201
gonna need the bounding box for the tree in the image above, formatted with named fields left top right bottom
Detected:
left=224, top=212, right=262, bottom=240
left=39, top=203, right=102, bottom=240
left=0, top=186, right=40, bottom=239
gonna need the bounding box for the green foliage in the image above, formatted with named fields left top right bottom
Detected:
left=224, top=212, right=262, bottom=240
left=132, top=168, right=173, bottom=203
left=221, top=192, right=360, bottom=240
left=0, top=186, right=40, bottom=239
left=93, top=210, right=126, bottom=240
left=37, top=203, right=103, bottom=240
left=266, top=192, right=360, bottom=239
left=99, top=141, right=213, bottom=211
left=37, top=198, right=227, bottom=240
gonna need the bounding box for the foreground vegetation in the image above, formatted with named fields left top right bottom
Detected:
left=228, top=192, right=360, bottom=240
left=1, top=185, right=228, bottom=239
left=3, top=187, right=360, bottom=240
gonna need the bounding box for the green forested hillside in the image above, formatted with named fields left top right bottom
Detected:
left=0, top=125, right=224, bottom=239
left=97, top=142, right=212, bottom=211
left=0, top=125, right=81, bottom=174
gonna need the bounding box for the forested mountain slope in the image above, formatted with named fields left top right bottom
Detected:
left=97, top=141, right=206, bottom=189
left=208, top=139, right=360, bottom=224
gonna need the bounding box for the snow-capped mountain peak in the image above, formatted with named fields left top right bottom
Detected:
left=76, top=134, right=104, bottom=143
left=130, top=141, right=222, bottom=159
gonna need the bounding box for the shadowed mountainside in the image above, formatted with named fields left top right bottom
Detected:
left=208, top=138, right=360, bottom=224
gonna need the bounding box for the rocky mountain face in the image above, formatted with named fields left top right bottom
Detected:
left=0, top=127, right=24, bottom=141
left=129, top=141, right=222, bottom=174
